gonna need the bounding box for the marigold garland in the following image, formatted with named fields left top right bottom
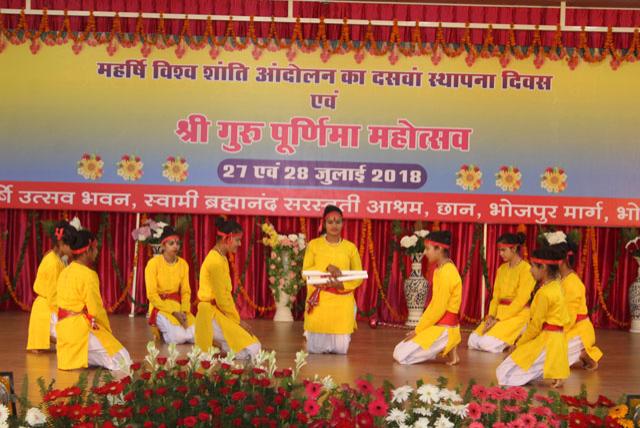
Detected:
left=1, top=9, right=639, bottom=69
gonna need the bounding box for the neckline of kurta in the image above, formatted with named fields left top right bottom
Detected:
left=323, top=236, right=343, bottom=246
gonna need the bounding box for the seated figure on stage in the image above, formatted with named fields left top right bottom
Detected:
left=27, top=219, right=75, bottom=352
left=496, top=245, right=570, bottom=388
left=56, top=228, right=132, bottom=371
left=543, top=231, right=602, bottom=371
left=468, top=232, right=535, bottom=353
left=145, top=225, right=195, bottom=345
left=195, top=217, right=261, bottom=359
left=393, top=230, right=461, bottom=366
left=303, top=205, right=364, bottom=355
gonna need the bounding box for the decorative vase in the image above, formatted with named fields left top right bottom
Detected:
left=404, top=252, right=429, bottom=327
left=272, top=251, right=294, bottom=322
left=150, top=243, right=163, bottom=256
left=629, top=257, right=640, bottom=333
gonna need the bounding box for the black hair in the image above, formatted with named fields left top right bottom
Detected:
left=159, top=226, right=179, bottom=243
left=215, top=216, right=242, bottom=241
left=497, top=232, right=526, bottom=252
left=67, top=229, right=97, bottom=257
left=427, top=230, right=451, bottom=256
left=52, top=221, right=75, bottom=246
left=320, top=205, right=343, bottom=235
left=531, top=246, right=564, bottom=277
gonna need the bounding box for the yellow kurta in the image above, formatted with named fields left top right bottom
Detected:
left=511, top=279, right=570, bottom=380
left=27, top=251, right=65, bottom=350
left=562, top=272, right=603, bottom=363
left=302, top=237, right=363, bottom=335
left=413, top=262, right=462, bottom=356
left=56, top=262, right=125, bottom=370
left=145, top=256, right=195, bottom=327
left=195, top=250, right=258, bottom=353
left=474, top=261, right=535, bottom=345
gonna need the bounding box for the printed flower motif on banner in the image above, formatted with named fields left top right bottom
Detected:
left=456, top=164, right=482, bottom=191
left=495, top=165, right=521, bottom=192
left=117, top=154, right=143, bottom=181
left=162, top=156, right=189, bottom=183
left=540, top=167, right=567, bottom=193
left=77, top=153, right=104, bottom=181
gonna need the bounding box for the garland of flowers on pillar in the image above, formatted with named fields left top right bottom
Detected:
left=458, top=223, right=485, bottom=324
left=0, top=211, right=36, bottom=311
left=588, top=227, right=629, bottom=327
left=230, top=220, right=275, bottom=313
left=2, top=8, right=639, bottom=69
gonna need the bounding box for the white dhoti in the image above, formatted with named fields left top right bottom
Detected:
left=156, top=313, right=195, bottom=345
left=87, top=333, right=132, bottom=371
left=393, top=331, right=448, bottom=365
left=304, top=332, right=351, bottom=355
left=567, top=336, right=584, bottom=367
left=496, top=350, right=545, bottom=386
left=50, top=312, right=58, bottom=340
left=467, top=332, right=508, bottom=353
left=211, top=320, right=261, bottom=360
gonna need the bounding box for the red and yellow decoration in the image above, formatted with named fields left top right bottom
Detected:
left=495, top=165, right=521, bottom=193
left=116, top=154, right=144, bottom=182
left=162, top=156, right=189, bottom=183
left=540, top=166, right=567, bottom=194
left=456, top=164, right=483, bottom=192
left=76, top=153, right=104, bottom=181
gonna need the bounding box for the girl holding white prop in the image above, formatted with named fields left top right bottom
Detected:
left=303, top=205, right=364, bottom=354
left=393, top=230, right=462, bottom=366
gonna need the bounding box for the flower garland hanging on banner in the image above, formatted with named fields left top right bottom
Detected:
left=0, top=212, right=35, bottom=311
left=2, top=9, right=640, bottom=69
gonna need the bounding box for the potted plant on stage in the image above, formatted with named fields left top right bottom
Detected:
left=623, top=228, right=640, bottom=333
left=261, top=223, right=306, bottom=322
left=131, top=216, right=189, bottom=255
left=399, top=228, right=430, bottom=327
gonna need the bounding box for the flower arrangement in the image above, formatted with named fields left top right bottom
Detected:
left=6, top=342, right=627, bottom=428
left=261, top=223, right=306, bottom=307
left=162, top=156, right=189, bottom=183
left=456, top=164, right=483, bottom=191
left=117, top=154, right=144, bottom=182
left=77, top=153, right=104, bottom=181
left=623, top=228, right=640, bottom=258
left=495, top=165, right=522, bottom=192
left=540, top=167, right=568, bottom=193
left=399, top=229, right=429, bottom=256
left=131, top=217, right=190, bottom=246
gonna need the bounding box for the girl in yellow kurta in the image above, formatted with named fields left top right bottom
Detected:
left=303, top=205, right=363, bottom=354
left=394, top=231, right=462, bottom=366
left=195, top=217, right=260, bottom=359
left=27, top=221, right=74, bottom=352
left=543, top=231, right=602, bottom=370
left=496, top=246, right=570, bottom=388
left=469, top=232, right=535, bottom=353
left=56, top=229, right=131, bottom=371
left=145, top=226, right=195, bottom=344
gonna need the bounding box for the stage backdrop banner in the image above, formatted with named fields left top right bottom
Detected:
left=0, top=47, right=639, bottom=226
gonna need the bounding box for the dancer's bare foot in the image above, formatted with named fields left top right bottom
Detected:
left=550, top=379, right=564, bottom=388
left=580, top=353, right=599, bottom=371
left=446, top=347, right=460, bottom=366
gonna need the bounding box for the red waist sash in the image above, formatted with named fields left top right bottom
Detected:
left=58, top=307, right=98, bottom=330
left=436, top=311, right=459, bottom=327
left=575, top=314, right=589, bottom=323
left=149, top=292, right=182, bottom=326
left=306, top=287, right=353, bottom=314
left=542, top=323, right=563, bottom=332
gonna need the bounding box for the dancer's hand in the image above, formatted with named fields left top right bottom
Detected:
left=326, top=265, right=342, bottom=278
left=482, top=316, right=497, bottom=334
left=503, top=344, right=515, bottom=356
left=403, top=330, right=417, bottom=342
left=173, top=311, right=188, bottom=328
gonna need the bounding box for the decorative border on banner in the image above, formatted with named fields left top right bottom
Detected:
left=1, top=181, right=639, bottom=227
left=1, top=10, right=639, bottom=69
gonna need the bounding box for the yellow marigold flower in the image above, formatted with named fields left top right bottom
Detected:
left=617, top=419, right=634, bottom=428
left=608, top=404, right=628, bottom=419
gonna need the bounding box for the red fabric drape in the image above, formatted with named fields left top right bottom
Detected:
left=0, top=209, right=634, bottom=330
left=2, top=1, right=640, bottom=49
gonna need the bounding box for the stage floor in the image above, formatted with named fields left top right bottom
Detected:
left=1, top=312, right=638, bottom=403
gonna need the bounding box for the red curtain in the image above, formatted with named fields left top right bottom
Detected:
left=0, top=209, right=634, bottom=330
left=2, top=0, right=640, bottom=49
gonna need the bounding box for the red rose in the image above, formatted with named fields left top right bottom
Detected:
left=282, top=368, right=293, bottom=377
left=176, top=359, right=189, bottom=366
left=155, top=406, right=167, bottom=415
left=200, top=360, right=212, bottom=369
left=224, top=405, right=236, bottom=415
left=274, top=370, right=284, bottom=378
left=279, top=409, right=291, bottom=419
left=296, top=412, right=308, bottom=424
left=143, top=422, right=153, bottom=428
left=193, top=372, right=204, bottom=379
left=198, top=412, right=209, bottom=421
left=141, top=372, right=151, bottom=380
left=265, top=406, right=275, bottom=415
left=182, top=416, right=198, bottom=427
left=138, top=405, right=150, bottom=415
left=176, top=386, right=188, bottom=394
left=274, top=395, right=283, bottom=405
left=102, top=422, right=116, bottom=428
left=225, top=378, right=237, bottom=386
left=144, top=389, right=153, bottom=399
left=244, top=404, right=257, bottom=413
left=189, top=397, right=200, bottom=406
left=156, top=370, right=167, bottom=379
left=221, top=363, right=231, bottom=370
left=260, top=378, right=270, bottom=387
left=249, top=378, right=260, bottom=386
left=231, top=368, right=244, bottom=375
left=253, top=367, right=265, bottom=375
left=172, top=400, right=183, bottom=410
left=290, top=399, right=301, bottom=410
left=156, top=357, right=167, bottom=365
left=177, top=371, right=187, bottom=380
left=232, top=418, right=242, bottom=427
left=232, top=391, right=247, bottom=401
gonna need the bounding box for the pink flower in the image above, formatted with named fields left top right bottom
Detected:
left=534, top=394, right=553, bottom=404
left=518, top=414, right=537, bottom=428
left=489, top=386, right=506, bottom=401
left=304, top=381, right=322, bottom=399
left=472, top=384, right=488, bottom=400
left=469, top=423, right=484, bottom=428
left=481, top=402, right=497, bottom=414
left=367, top=399, right=388, bottom=417
left=303, top=399, right=319, bottom=416
left=506, top=386, right=528, bottom=401
left=467, top=402, right=482, bottom=420
left=508, top=420, right=526, bottom=428
left=504, top=405, right=522, bottom=413
left=493, top=423, right=507, bottom=428
left=355, top=379, right=374, bottom=394
left=268, top=276, right=276, bottom=284
left=531, top=406, right=552, bottom=418
left=534, top=423, right=550, bottom=428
